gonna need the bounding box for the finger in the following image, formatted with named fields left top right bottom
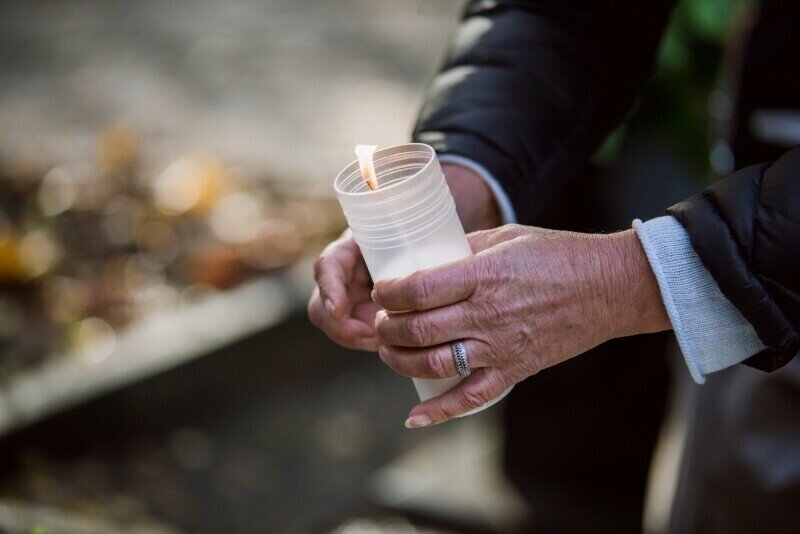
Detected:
left=404, top=368, right=511, bottom=428
left=378, top=339, right=487, bottom=379
left=374, top=304, right=475, bottom=348
left=308, top=288, right=378, bottom=351
left=314, top=254, right=349, bottom=319
left=308, top=283, right=378, bottom=350
left=372, top=259, right=477, bottom=312
left=314, top=238, right=362, bottom=319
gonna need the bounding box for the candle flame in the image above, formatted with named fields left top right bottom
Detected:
left=355, top=144, right=379, bottom=191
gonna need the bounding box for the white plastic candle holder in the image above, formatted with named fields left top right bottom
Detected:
left=334, top=143, right=511, bottom=414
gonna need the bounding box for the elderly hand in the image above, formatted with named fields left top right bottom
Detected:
left=308, top=163, right=500, bottom=352
left=372, top=224, right=670, bottom=428
left=308, top=228, right=381, bottom=351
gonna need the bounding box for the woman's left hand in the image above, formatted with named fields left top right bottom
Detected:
left=372, top=224, right=670, bottom=428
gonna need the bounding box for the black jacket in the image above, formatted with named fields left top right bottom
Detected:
left=414, top=0, right=800, bottom=371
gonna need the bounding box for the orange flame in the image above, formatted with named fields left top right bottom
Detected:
left=354, top=145, right=379, bottom=191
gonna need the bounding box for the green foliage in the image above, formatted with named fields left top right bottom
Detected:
left=595, top=0, right=750, bottom=170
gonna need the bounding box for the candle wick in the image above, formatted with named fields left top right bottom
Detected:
left=355, top=144, right=379, bottom=191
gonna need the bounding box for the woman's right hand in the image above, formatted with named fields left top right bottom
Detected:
left=308, top=162, right=500, bottom=351
left=308, top=229, right=380, bottom=351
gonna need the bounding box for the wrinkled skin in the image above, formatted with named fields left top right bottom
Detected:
left=308, top=164, right=499, bottom=352
left=372, top=225, right=670, bottom=427
left=309, top=164, right=669, bottom=428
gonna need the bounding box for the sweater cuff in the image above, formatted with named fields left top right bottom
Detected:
left=438, top=154, right=517, bottom=225
left=633, top=216, right=766, bottom=384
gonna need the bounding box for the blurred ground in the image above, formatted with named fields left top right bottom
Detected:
left=0, top=0, right=465, bottom=397
left=0, top=314, right=429, bottom=532
left=0, top=0, right=463, bottom=190
left=0, top=2, right=525, bottom=532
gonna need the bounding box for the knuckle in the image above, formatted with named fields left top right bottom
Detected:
left=425, top=350, right=449, bottom=379
left=408, top=275, right=433, bottom=309
left=461, top=386, right=491, bottom=411
left=405, top=315, right=429, bottom=346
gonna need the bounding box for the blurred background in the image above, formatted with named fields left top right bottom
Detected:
left=0, top=0, right=747, bottom=532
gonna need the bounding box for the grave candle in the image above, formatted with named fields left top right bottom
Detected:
left=334, top=143, right=511, bottom=414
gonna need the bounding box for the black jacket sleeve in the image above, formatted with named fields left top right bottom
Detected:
left=669, top=146, right=800, bottom=372
left=413, top=0, right=675, bottom=224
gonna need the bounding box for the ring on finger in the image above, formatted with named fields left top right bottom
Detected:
left=451, top=340, right=471, bottom=378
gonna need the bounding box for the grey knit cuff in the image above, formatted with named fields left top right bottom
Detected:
left=633, top=216, right=765, bottom=383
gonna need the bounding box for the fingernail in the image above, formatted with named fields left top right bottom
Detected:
left=324, top=299, right=335, bottom=314
left=377, top=346, right=387, bottom=361
left=370, top=288, right=377, bottom=302
left=404, top=415, right=432, bottom=429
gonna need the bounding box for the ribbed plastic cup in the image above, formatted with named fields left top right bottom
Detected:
left=334, top=143, right=511, bottom=414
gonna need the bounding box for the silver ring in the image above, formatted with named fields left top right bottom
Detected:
left=451, top=341, right=471, bottom=378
